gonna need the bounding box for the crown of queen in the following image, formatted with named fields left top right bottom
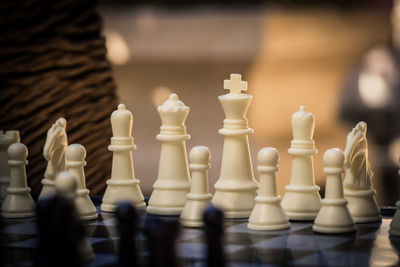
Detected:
left=291, top=105, right=315, bottom=140
left=157, top=93, right=189, bottom=127
left=111, top=104, right=133, bottom=137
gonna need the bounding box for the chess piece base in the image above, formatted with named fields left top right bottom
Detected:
left=101, top=179, right=146, bottom=212
left=313, top=199, right=356, bottom=234
left=248, top=196, right=290, bottom=231
left=212, top=189, right=256, bottom=218
left=180, top=194, right=212, bottom=227
left=1, top=188, right=36, bottom=218
left=76, top=189, right=98, bottom=221
left=281, top=185, right=321, bottom=221
left=344, top=188, right=381, bottom=223
left=147, top=184, right=190, bottom=215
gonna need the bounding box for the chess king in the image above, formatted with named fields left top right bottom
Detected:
left=212, top=74, right=258, bottom=218
left=343, top=121, right=381, bottom=223
left=38, top=118, right=68, bottom=200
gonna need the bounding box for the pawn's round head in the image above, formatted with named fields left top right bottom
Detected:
left=257, top=147, right=279, bottom=166
left=323, top=148, right=344, bottom=168
left=8, top=143, right=28, bottom=161
left=55, top=171, right=77, bottom=198
left=189, top=146, right=210, bottom=164
left=65, top=144, right=86, bottom=161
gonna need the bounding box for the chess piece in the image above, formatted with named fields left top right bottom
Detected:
left=66, top=144, right=98, bottom=221
left=39, top=118, right=68, bottom=200
left=248, top=148, right=290, bottom=231
left=180, top=146, right=213, bottom=227
left=36, top=171, right=93, bottom=267
left=343, top=122, right=381, bottom=223
left=116, top=202, right=138, bottom=267
left=0, top=130, right=20, bottom=205
left=101, top=104, right=145, bottom=212
left=281, top=105, right=321, bottom=220
left=1, top=143, right=35, bottom=218
left=204, top=206, right=225, bottom=267
left=212, top=74, right=258, bottom=218
left=147, top=94, right=191, bottom=215
left=390, top=158, right=400, bottom=236
left=313, top=148, right=356, bottom=233
left=143, top=216, right=181, bottom=267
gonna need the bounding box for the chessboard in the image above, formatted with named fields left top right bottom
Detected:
left=2, top=199, right=400, bottom=267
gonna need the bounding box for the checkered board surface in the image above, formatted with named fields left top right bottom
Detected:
left=2, top=205, right=400, bottom=267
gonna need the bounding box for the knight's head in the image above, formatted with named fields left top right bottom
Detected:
left=343, top=121, right=367, bottom=168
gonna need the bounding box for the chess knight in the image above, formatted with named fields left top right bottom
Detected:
left=38, top=118, right=68, bottom=200
left=343, top=121, right=381, bottom=223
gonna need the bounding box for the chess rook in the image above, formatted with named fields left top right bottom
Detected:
left=313, top=148, right=356, bottom=234
left=281, top=105, right=321, bottom=220
left=343, top=121, right=381, bottom=223
left=147, top=93, right=191, bottom=215
left=0, top=130, right=20, bottom=205
left=101, top=104, right=145, bottom=212
left=1, top=143, right=35, bottom=218
left=39, top=118, right=68, bottom=200
left=248, top=148, right=290, bottom=231
left=212, top=74, right=258, bottom=218
left=66, top=144, right=98, bottom=221
left=180, top=146, right=213, bottom=227
left=390, top=158, right=400, bottom=236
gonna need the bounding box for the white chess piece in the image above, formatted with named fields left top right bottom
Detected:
left=281, top=105, right=321, bottom=220
left=212, top=74, right=258, bottom=218
left=147, top=94, right=191, bottom=215
left=39, top=118, right=68, bottom=200
left=180, top=146, right=213, bottom=227
left=1, top=143, right=35, bottom=218
left=313, top=148, right=356, bottom=233
left=54, top=171, right=95, bottom=262
left=66, top=144, right=98, bottom=221
left=101, top=104, right=146, bottom=212
left=343, top=121, right=381, bottom=223
left=390, top=158, right=400, bottom=236
left=0, top=130, right=20, bottom=204
left=248, top=148, right=290, bottom=231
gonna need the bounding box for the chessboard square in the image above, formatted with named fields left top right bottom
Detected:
left=178, top=228, right=204, bottom=241
left=85, top=224, right=118, bottom=238
left=230, top=262, right=277, bottom=267
left=91, top=239, right=117, bottom=254
left=87, top=237, right=109, bottom=245
left=7, top=237, right=38, bottom=249
left=2, top=247, right=35, bottom=265
left=3, top=221, right=37, bottom=235
left=89, top=218, right=116, bottom=227
left=88, top=253, right=118, bottom=267
left=293, top=251, right=371, bottom=266
left=289, top=224, right=314, bottom=236
left=227, top=222, right=290, bottom=236
left=2, top=233, right=36, bottom=247
left=177, top=242, right=243, bottom=260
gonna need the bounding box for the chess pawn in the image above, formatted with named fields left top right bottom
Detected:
left=39, top=118, right=68, bottom=200
left=0, top=130, right=20, bottom=204
left=390, top=159, right=400, bottom=236
left=248, top=148, right=290, bottom=231
left=281, top=105, right=321, bottom=220
left=343, top=122, right=381, bottom=223
left=180, top=146, right=213, bottom=227
left=313, top=148, right=356, bottom=233
left=54, top=171, right=95, bottom=262
left=1, top=143, right=35, bottom=218
left=101, top=104, right=146, bottom=212
left=66, top=144, right=98, bottom=221
left=212, top=74, right=258, bottom=218
left=147, top=94, right=191, bottom=215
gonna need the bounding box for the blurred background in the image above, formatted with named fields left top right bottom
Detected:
left=2, top=0, right=400, bottom=205
left=99, top=0, right=397, bottom=205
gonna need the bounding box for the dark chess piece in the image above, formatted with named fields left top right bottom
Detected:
left=35, top=171, right=92, bottom=267
left=143, top=216, right=181, bottom=267
left=203, top=206, right=225, bottom=267
left=35, top=195, right=84, bottom=267
left=116, top=202, right=138, bottom=267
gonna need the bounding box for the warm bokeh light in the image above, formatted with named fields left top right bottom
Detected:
left=105, top=31, right=131, bottom=65
left=358, top=73, right=390, bottom=108
left=151, top=86, right=173, bottom=107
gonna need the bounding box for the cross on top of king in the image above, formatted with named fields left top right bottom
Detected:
left=224, top=73, right=247, bottom=94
